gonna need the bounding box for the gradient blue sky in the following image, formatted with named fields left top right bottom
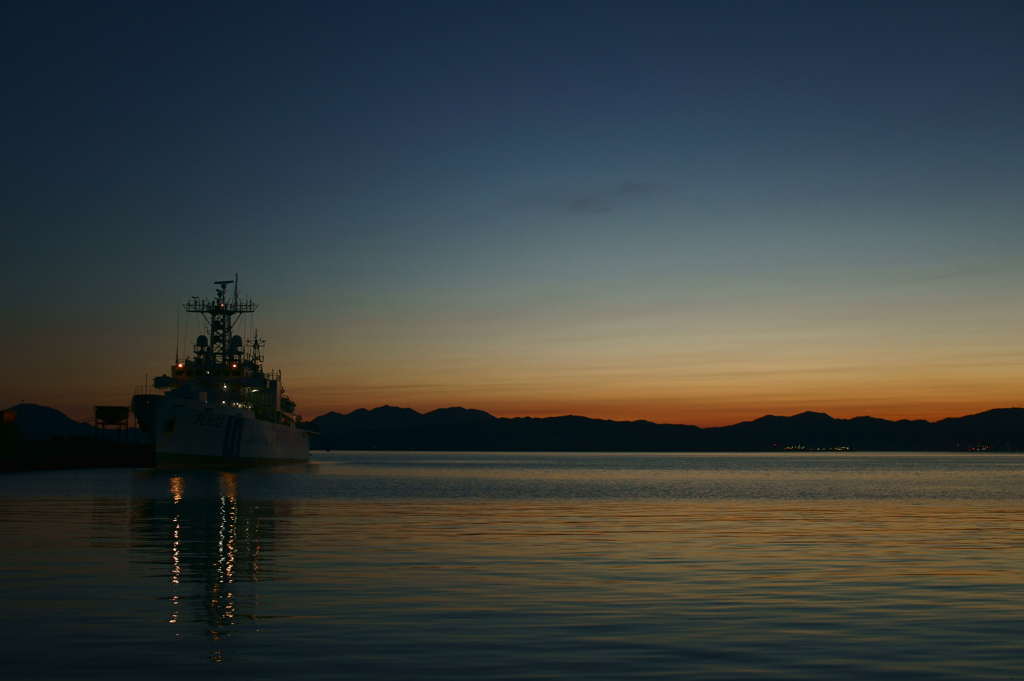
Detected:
left=3, top=1, right=1023, bottom=424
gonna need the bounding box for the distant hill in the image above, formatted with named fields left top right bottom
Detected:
left=310, top=406, right=494, bottom=448
left=309, top=407, right=1024, bottom=452
left=4, top=404, right=149, bottom=443
left=10, top=403, right=1023, bottom=452
left=4, top=404, right=94, bottom=440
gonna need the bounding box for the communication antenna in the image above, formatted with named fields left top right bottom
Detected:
left=175, top=299, right=180, bottom=364
left=183, top=300, right=190, bottom=362
left=252, top=329, right=264, bottom=369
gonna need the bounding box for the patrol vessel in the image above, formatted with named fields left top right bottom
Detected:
left=131, top=278, right=313, bottom=468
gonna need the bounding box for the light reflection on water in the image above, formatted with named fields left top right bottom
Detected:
left=0, top=452, right=1022, bottom=679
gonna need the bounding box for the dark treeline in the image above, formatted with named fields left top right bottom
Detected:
left=311, top=406, right=1024, bottom=452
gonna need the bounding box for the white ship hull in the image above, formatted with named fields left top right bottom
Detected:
left=133, top=394, right=310, bottom=468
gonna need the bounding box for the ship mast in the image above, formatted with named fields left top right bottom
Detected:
left=184, top=275, right=258, bottom=367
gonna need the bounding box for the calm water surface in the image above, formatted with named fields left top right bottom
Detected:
left=1, top=452, right=1022, bottom=679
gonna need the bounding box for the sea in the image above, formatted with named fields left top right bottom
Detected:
left=0, top=452, right=1022, bottom=680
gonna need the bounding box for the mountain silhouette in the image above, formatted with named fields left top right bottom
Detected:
left=4, top=404, right=94, bottom=440
left=310, top=407, right=1024, bottom=452
left=11, top=403, right=1024, bottom=452
left=310, top=406, right=495, bottom=448
left=3, top=403, right=148, bottom=443
left=1, top=404, right=154, bottom=472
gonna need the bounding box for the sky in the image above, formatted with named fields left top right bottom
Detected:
left=2, top=1, right=1023, bottom=425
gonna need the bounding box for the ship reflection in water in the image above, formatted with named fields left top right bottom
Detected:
left=133, top=470, right=288, bottom=647
left=3, top=454, right=1024, bottom=679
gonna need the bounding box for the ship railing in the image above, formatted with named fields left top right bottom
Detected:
left=134, top=385, right=166, bottom=396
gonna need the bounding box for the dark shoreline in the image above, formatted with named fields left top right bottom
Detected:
left=7, top=404, right=1024, bottom=474
left=0, top=437, right=155, bottom=474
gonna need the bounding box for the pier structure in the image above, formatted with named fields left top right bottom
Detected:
left=94, top=405, right=130, bottom=443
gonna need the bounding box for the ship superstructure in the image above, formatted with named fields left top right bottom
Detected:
left=132, top=278, right=312, bottom=467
